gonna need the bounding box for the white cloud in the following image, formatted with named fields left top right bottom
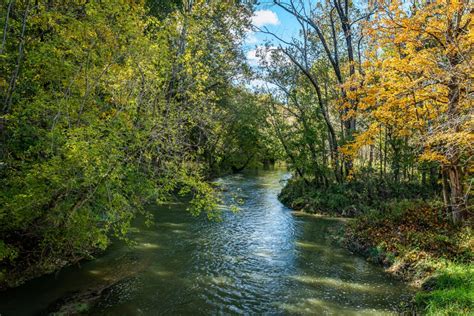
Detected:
left=245, top=10, right=279, bottom=45
left=249, top=79, right=269, bottom=89
left=247, top=79, right=278, bottom=91
left=251, top=10, right=280, bottom=27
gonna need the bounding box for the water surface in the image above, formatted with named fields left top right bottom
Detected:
left=0, top=170, right=413, bottom=315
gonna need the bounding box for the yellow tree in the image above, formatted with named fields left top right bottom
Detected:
left=344, top=0, right=473, bottom=223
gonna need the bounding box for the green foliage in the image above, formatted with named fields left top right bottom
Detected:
left=279, top=174, right=435, bottom=216
left=0, top=0, right=253, bottom=287
left=208, top=90, right=282, bottom=175
left=0, top=240, right=17, bottom=263
left=415, top=263, right=474, bottom=315
left=146, top=0, right=183, bottom=18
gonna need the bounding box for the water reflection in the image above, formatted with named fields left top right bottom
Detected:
left=0, top=170, right=413, bottom=315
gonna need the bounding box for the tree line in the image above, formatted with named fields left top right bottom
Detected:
left=256, top=0, right=471, bottom=223
left=0, top=0, right=276, bottom=288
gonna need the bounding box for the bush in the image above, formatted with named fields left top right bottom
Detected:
left=279, top=175, right=436, bottom=216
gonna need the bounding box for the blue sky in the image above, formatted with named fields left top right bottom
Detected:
left=245, top=0, right=371, bottom=63
left=247, top=3, right=300, bottom=44
left=245, top=2, right=300, bottom=65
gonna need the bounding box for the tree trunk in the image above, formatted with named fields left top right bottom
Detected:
left=447, top=164, right=466, bottom=224
left=443, top=12, right=467, bottom=224
left=368, top=144, right=374, bottom=171
left=441, top=168, right=452, bottom=214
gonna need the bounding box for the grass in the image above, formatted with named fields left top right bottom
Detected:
left=415, top=263, right=474, bottom=315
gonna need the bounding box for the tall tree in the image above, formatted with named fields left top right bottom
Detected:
left=343, top=0, right=472, bottom=223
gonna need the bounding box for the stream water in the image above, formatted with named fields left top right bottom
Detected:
left=0, top=170, right=413, bottom=315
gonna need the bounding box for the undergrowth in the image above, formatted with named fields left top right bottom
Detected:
left=280, top=177, right=473, bottom=315
left=348, top=204, right=473, bottom=315
left=279, top=177, right=435, bottom=216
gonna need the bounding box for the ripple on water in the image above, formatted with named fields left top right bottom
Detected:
left=0, top=170, right=413, bottom=316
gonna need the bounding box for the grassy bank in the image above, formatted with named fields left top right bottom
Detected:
left=280, top=178, right=473, bottom=315
left=348, top=203, right=473, bottom=314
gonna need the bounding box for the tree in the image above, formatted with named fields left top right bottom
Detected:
left=343, top=0, right=472, bottom=223
left=270, top=0, right=374, bottom=175
left=0, top=0, right=252, bottom=286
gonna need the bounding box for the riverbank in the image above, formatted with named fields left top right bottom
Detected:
left=280, top=178, right=473, bottom=315
left=0, top=170, right=415, bottom=315
left=346, top=206, right=473, bottom=315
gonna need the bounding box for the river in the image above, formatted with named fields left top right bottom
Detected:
left=0, top=170, right=413, bottom=315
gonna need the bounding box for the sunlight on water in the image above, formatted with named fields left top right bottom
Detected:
left=152, top=269, right=174, bottom=277
left=0, top=170, right=413, bottom=316
left=291, top=275, right=384, bottom=293
left=135, top=243, right=161, bottom=250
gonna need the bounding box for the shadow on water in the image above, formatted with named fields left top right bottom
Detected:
left=0, top=170, right=414, bottom=315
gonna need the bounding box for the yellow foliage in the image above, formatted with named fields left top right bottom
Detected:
left=344, top=0, right=473, bottom=168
